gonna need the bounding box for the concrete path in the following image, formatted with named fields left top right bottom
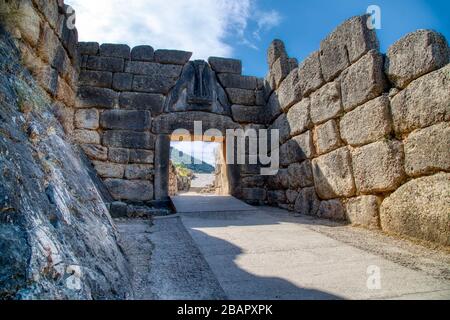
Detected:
left=171, top=194, right=256, bottom=213
left=117, top=196, right=450, bottom=300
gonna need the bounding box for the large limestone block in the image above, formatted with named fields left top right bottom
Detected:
left=154, top=49, right=192, bottom=65
left=119, top=92, right=165, bottom=115
left=125, top=61, right=182, bottom=78
left=104, top=179, right=154, bottom=201
left=241, top=176, right=266, bottom=188
left=297, top=51, right=325, bottom=98
left=102, top=131, right=155, bottom=150
left=132, top=74, right=178, bottom=95
left=76, top=86, right=118, bottom=109
left=208, top=57, right=242, bottom=74
left=125, top=164, right=154, bottom=180
left=380, top=173, right=450, bottom=245
left=318, top=199, right=346, bottom=221
left=310, top=82, right=343, bottom=125
left=385, top=30, right=449, bottom=89
left=99, top=43, right=130, bottom=59
left=241, top=188, right=266, bottom=201
left=78, top=70, right=113, bottom=88
left=294, top=187, right=320, bottom=216
left=341, top=50, right=387, bottom=112
left=73, top=129, right=100, bottom=145
left=86, top=56, right=124, bottom=73
left=267, top=39, right=288, bottom=68
left=340, top=95, right=392, bottom=147
left=225, top=88, right=256, bottom=106
left=390, top=64, right=450, bottom=134
left=108, top=148, right=130, bottom=164
left=129, top=150, right=154, bottom=164
left=100, top=110, right=151, bottom=131
left=346, top=195, right=381, bottom=229
left=218, top=74, right=257, bottom=90
left=312, top=147, right=356, bottom=199
left=313, top=119, right=342, bottom=156
left=267, top=190, right=287, bottom=205
left=287, top=98, right=311, bottom=137
left=266, top=92, right=282, bottom=122
left=271, top=57, right=291, bottom=89
left=319, top=15, right=378, bottom=81
left=286, top=190, right=299, bottom=204
left=231, top=105, right=267, bottom=124
left=8, top=0, right=42, bottom=46
left=78, top=42, right=99, bottom=55
left=92, top=161, right=125, bottom=179
left=80, top=144, right=108, bottom=161
left=288, top=160, right=314, bottom=189
left=131, top=45, right=154, bottom=62
left=112, top=73, right=133, bottom=92
left=74, top=109, right=99, bottom=130
left=279, top=131, right=315, bottom=167
left=277, top=69, right=302, bottom=112
left=404, top=122, right=450, bottom=177
left=270, top=113, right=290, bottom=144
left=352, top=140, right=406, bottom=194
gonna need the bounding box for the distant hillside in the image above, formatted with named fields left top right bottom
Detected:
left=170, top=147, right=215, bottom=173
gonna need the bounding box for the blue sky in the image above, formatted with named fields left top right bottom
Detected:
left=70, top=0, right=449, bottom=77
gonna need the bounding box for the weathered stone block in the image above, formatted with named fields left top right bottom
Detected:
left=380, top=173, right=450, bottom=245
left=78, top=70, right=112, bottom=88
left=100, top=110, right=151, bottom=131
left=286, top=190, right=299, bottom=204
left=76, top=86, right=118, bottom=109
left=36, top=65, right=58, bottom=96
left=404, top=122, right=450, bottom=177
left=267, top=190, right=287, bottom=205
left=297, top=51, right=325, bottom=97
left=346, top=195, right=381, bottom=229
left=271, top=57, right=291, bottom=89
left=103, top=131, right=155, bottom=150
left=119, top=92, right=165, bottom=115
left=129, top=149, right=154, bottom=164
left=208, top=57, right=242, bottom=74
left=125, top=61, right=182, bottom=77
left=132, top=74, right=178, bottom=95
left=74, top=109, right=99, bottom=130
left=277, top=69, right=302, bottom=112
left=218, top=74, right=257, bottom=90
left=125, top=164, right=154, bottom=180
left=99, top=43, right=130, bottom=59
left=108, top=148, right=130, bottom=164
left=267, top=39, right=288, bottom=68
left=287, top=98, right=311, bottom=137
left=92, top=161, right=124, bottom=178
left=131, top=45, right=154, bottom=62
left=38, top=23, right=60, bottom=65
left=86, top=56, right=124, bottom=73
left=104, top=179, right=154, bottom=201
left=78, top=42, right=99, bottom=55
left=154, top=49, right=192, bottom=65
left=231, top=105, right=266, bottom=124
left=112, top=73, right=133, bottom=91
left=341, top=50, right=387, bottom=112
left=385, top=30, right=449, bottom=89
left=73, top=129, right=100, bottom=145
left=313, top=119, right=342, bottom=155
left=56, top=77, right=75, bottom=107
left=294, top=187, right=320, bottom=216
left=225, top=88, right=256, bottom=106
left=318, top=199, right=346, bottom=221
left=241, top=176, right=266, bottom=188
left=288, top=160, right=314, bottom=189
left=312, top=147, right=356, bottom=199
left=390, top=64, right=450, bottom=134
left=270, top=113, right=290, bottom=144
left=319, top=25, right=350, bottom=82
left=352, top=140, right=405, bottom=194
left=340, top=95, right=392, bottom=147
left=109, top=201, right=128, bottom=218
left=310, top=81, right=342, bottom=124
left=241, top=188, right=266, bottom=201
left=345, top=15, right=379, bottom=63
left=279, top=131, right=315, bottom=167
left=11, top=0, right=42, bottom=46
left=266, top=92, right=281, bottom=122
left=80, top=144, right=108, bottom=161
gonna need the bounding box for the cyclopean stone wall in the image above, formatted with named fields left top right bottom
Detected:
left=0, top=0, right=79, bottom=134
left=263, top=16, right=449, bottom=246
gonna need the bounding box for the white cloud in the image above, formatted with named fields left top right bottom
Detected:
left=67, top=0, right=280, bottom=59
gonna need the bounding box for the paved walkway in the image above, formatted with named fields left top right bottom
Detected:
left=117, top=196, right=450, bottom=300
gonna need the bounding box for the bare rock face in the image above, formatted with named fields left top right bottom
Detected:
left=0, top=28, right=132, bottom=299
left=380, top=173, right=450, bottom=246
left=385, top=30, right=449, bottom=89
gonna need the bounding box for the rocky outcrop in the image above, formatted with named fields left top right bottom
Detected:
left=0, top=26, right=132, bottom=299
